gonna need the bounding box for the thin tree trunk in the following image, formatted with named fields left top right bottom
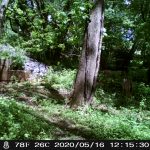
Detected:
left=70, top=0, right=104, bottom=108
left=0, top=59, right=6, bottom=81
left=0, top=0, right=9, bottom=35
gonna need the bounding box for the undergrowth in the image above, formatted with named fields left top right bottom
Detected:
left=0, top=97, right=55, bottom=140
left=0, top=95, right=150, bottom=140
left=61, top=107, right=150, bottom=140
left=0, top=69, right=150, bottom=140
left=32, top=97, right=150, bottom=140
left=44, top=68, right=76, bottom=90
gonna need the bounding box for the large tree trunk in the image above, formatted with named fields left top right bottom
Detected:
left=70, top=0, right=104, bottom=108
left=0, top=0, right=9, bottom=35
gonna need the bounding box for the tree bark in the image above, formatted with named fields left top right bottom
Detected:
left=70, top=0, right=104, bottom=108
left=0, top=0, right=9, bottom=35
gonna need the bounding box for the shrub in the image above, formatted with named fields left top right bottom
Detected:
left=0, top=44, right=27, bottom=70
left=133, top=83, right=150, bottom=110
left=44, top=68, right=76, bottom=90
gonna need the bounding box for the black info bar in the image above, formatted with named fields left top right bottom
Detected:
left=0, top=140, right=149, bottom=150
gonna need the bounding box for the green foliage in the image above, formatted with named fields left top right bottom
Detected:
left=1, top=94, right=149, bottom=140
left=4, top=0, right=93, bottom=66
left=1, top=94, right=150, bottom=140
left=62, top=106, right=150, bottom=140
left=0, top=97, right=55, bottom=140
left=0, top=44, right=27, bottom=69
left=0, top=71, right=150, bottom=140
left=95, top=88, right=116, bottom=106
left=11, top=52, right=27, bottom=70
left=96, top=76, right=150, bottom=109
left=1, top=0, right=150, bottom=141
left=44, top=67, right=76, bottom=90
left=133, top=83, right=150, bottom=110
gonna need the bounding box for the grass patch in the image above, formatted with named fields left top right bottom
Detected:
left=61, top=106, right=150, bottom=140
left=0, top=97, right=56, bottom=140
left=0, top=95, right=150, bottom=140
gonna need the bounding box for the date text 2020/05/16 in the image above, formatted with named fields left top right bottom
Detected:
left=1, top=141, right=150, bottom=149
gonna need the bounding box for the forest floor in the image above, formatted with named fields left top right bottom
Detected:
left=0, top=81, right=150, bottom=140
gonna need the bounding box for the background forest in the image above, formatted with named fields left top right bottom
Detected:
left=0, top=0, right=150, bottom=140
